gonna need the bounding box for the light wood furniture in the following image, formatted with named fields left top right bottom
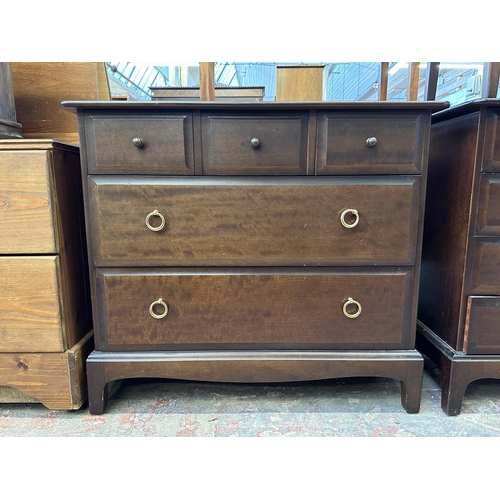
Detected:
left=62, top=99, right=447, bottom=415
left=276, top=65, right=325, bottom=101
left=417, top=99, right=500, bottom=415
left=0, top=140, right=93, bottom=409
left=10, top=62, right=109, bottom=145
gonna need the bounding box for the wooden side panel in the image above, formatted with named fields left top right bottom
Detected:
left=0, top=150, right=56, bottom=254
left=0, top=256, right=64, bottom=352
left=418, top=112, right=480, bottom=350
left=464, top=296, right=500, bottom=354
left=52, top=149, right=93, bottom=349
left=11, top=62, right=100, bottom=145
left=88, top=176, right=421, bottom=267
left=96, top=268, right=414, bottom=351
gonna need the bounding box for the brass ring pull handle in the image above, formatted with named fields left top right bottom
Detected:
left=250, top=137, right=260, bottom=148
left=149, top=298, right=168, bottom=319
left=366, top=137, right=377, bottom=147
left=132, top=137, right=144, bottom=148
left=145, top=210, right=166, bottom=232
left=340, top=209, right=359, bottom=228
left=343, top=297, right=362, bottom=319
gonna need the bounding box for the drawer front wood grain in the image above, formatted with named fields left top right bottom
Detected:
left=96, top=268, right=414, bottom=351
left=84, top=112, right=195, bottom=175
left=0, top=151, right=56, bottom=253
left=316, top=111, right=425, bottom=175
left=201, top=112, right=309, bottom=174
left=482, top=109, right=500, bottom=172
left=0, top=256, right=64, bottom=352
left=476, top=174, right=500, bottom=235
left=464, top=296, right=500, bottom=354
left=469, top=238, right=500, bottom=294
left=89, top=176, right=421, bottom=267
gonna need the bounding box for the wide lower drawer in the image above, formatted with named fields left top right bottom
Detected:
left=88, top=176, right=421, bottom=267
left=0, top=256, right=64, bottom=352
left=464, top=296, right=500, bottom=354
left=83, top=112, right=195, bottom=175
left=95, top=267, right=415, bottom=351
left=316, top=111, right=426, bottom=175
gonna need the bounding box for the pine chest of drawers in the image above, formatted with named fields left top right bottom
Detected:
left=417, top=99, right=500, bottom=415
left=62, top=100, right=447, bottom=414
left=0, top=139, right=93, bottom=409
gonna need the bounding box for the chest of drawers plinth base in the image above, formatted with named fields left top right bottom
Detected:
left=86, top=349, right=424, bottom=414
left=63, top=100, right=447, bottom=414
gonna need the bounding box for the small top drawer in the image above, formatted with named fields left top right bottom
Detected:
left=0, top=150, right=57, bottom=254
left=201, top=111, right=309, bottom=174
left=316, top=111, right=426, bottom=175
left=482, top=109, right=500, bottom=172
left=84, top=112, right=195, bottom=175
left=476, top=174, right=500, bottom=235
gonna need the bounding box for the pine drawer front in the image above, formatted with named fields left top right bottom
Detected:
left=482, top=109, right=500, bottom=172
left=84, top=112, right=195, bottom=175
left=0, top=150, right=57, bottom=254
left=88, top=176, right=421, bottom=267
left=464, top=296, right=500, bottom=354
left=476, top=174, right=500, bottom=235
left=0, top=256, right=65, bottom=352
left=469, top=238, right=500, bottom=294
left=201, top=112, right=309, bottom=174
left=316, top=111, right=426, bottom=175
left=95, top=268, right=414, bottom=351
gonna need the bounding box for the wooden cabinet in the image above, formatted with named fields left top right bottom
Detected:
left=62, top=100, right=446, bottom=415
left=417, top=99, right=500, bottom=415
left=0, top=140, right=93, bottom=409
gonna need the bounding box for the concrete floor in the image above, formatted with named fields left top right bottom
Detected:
left=1, top=356, right=500, bottom=437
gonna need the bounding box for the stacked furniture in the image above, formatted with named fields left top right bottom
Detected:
left=62, top=99, right=446, bottom=415
left=0, top=139, right=93, bottom=409
left=417, top=99, right=500, bottom=415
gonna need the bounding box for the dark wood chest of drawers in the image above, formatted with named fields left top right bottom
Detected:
left=417, top=98, right=500, bottom=415
left=63, top=100, right=446, bottom=414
